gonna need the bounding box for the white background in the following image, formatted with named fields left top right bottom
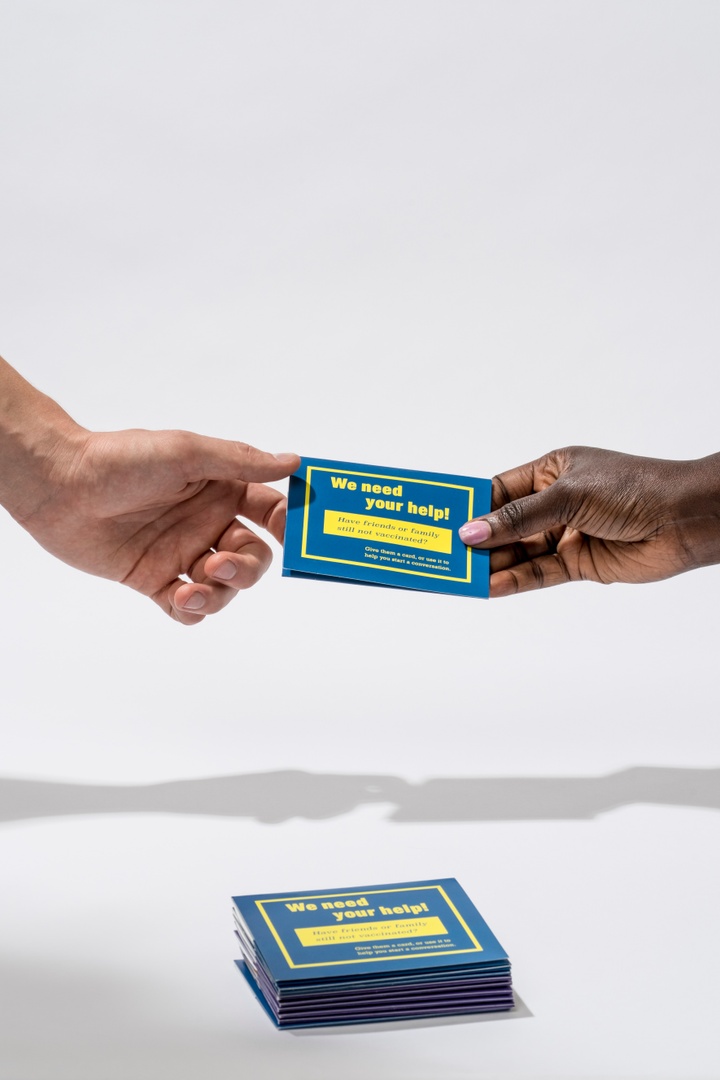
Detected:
left=1, top=3, right=719, bottom=1078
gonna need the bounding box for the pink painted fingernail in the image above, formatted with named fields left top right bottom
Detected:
left=459, top=520, right=492, bottom=544
left=213, top=561, right=237, bottom=581
left=181, top=592, right=206, bottom=611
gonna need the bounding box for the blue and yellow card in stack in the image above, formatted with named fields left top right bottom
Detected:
left=282, top=457, right=491, bottom=598
left=232, top=878, right=513, bottom=1028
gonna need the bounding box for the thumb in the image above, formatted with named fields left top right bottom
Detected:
left=458, top=484, right=567, bottom=548
left=174, top=434, right=301, bottom=484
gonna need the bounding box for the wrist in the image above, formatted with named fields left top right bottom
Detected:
left=0, top=360, right=87, bottom=525
left=673, top=453, right=720, bottom=569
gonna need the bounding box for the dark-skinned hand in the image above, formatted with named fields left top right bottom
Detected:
left=458, top=446, right=720, bottom=598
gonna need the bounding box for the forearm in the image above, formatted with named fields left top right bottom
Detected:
left=0, top=357, right=84, bottom=525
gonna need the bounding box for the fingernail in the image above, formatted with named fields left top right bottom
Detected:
left=459, top=520, right=492, bottom=544
left=213, top=560, right=237, bottom=581
left=274, top=453, right=299, bottom=464
left=180, top=592, right=206, bottom=611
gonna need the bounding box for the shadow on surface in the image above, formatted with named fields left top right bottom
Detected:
left=1, top=767, right=718, bottom=826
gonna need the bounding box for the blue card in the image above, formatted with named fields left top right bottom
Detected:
left=283, top=457, right=491, bottom=598
left=233, top=878, right=510, bottom=980
left=232, top=877, right=513, bottom=1028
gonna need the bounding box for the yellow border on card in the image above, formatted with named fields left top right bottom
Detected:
left=256, top=885, right=484, bottom=969
left=301, top=467, right=474, bottom=583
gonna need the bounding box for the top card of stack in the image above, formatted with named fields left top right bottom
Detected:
left=232, top=877, right=513, bottom=1028
left=282, top=457, right=491, bottom=598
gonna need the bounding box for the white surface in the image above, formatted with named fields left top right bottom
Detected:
left=1, top=3, right=720, bottom=1078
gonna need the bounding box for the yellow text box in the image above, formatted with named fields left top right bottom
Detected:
left=323, top=511, right=452, bottom=554
left=295, top=916, right=448, bottom=948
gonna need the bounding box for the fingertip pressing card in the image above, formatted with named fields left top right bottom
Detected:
left=283, top=457, right=491, bottom=598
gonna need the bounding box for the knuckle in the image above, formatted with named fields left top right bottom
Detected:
left=492, top=474, right=512, bottom=510
left=170, top=429, right=196, bottom=456
left=496, top=499, right=527, bottom=540
left=505, top=569, right=521, bottom=595
left=552, top=553, right=572, bottom=585
left=234, top=441, right=271, bottom=470
left=263, top=495, right=286, bottom=532
left=529, top=560, right=545, bottom=588
left=256, top=538, right=274, bottom=570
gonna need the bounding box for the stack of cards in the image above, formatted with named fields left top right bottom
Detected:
left=283, top=457, right=492, bottom=598
left=232, top=878, right=513, bottom=1028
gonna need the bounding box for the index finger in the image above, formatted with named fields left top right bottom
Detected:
left=169, top=431, right=300, bottom=485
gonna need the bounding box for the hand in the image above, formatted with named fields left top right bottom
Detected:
left=458, top=446, right=720, bottom=598
left=19, top=428, right=300, bottom=624
left=0, top=357, right=300, bottom=622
